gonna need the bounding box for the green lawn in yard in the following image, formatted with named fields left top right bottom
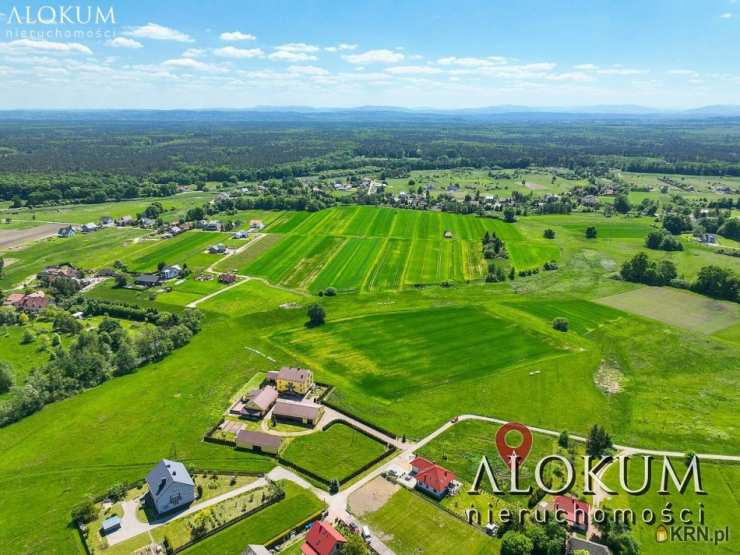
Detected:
left=281, top=422, right=388, bottom=482
left=0, top=323, right=53, bottom=396
left=363, top=485, right=498, bottom=555
left=184, top=481, right=325, bottom=554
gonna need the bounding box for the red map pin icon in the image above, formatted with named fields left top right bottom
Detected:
left=496, top=422, right=533, bottom=469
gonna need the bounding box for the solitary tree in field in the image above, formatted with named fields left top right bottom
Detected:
left=558, top=430, right=569, bottom=449
left=307, top=303, right=326, bottom=327
left=586, top=424, right=613, bottom=457
left=585, top=226, right=597, bottom=239
left=543, top=228, right=555, bottom=239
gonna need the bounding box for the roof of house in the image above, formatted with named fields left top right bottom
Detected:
left=101, top=515, right=121, bottom=531
left=161, top=265, right=181, bottom=273
left=567, top=537, right=611, bottom=555
left=145, top=459, right=194, bottom=499
left=246, top=386, right=278, bottom=411
left=273, top=400, right=322, bottom=421
left=301, top=521, right=346, bottom=555
left=410, top=456, right=435, bottom=473
left=135, top=274, right=161, bottom=284
left=277, top=366, right=312, bottom=383
left=266, top=370, right=279, bottom=381
left=416, top=464, right=456, bottom=492
left=554, top=495, right=590, bottom=526
left=5, top=293, right=25, bottom=305
left=236, top=430, right=283, bottom=450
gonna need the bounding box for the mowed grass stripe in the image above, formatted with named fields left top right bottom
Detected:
left=283, top=236, right=346, bottom=289
left=122, top=231, right=223, bottom=272
left=265, top=211, right=311, bottom=233
left=368, top=208, right=396, bottom=236
left=310, top=238, right=380, bottom=292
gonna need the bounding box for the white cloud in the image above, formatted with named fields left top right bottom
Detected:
left=720, top=12, right=733, bottom=18
left=275, top=43, right=320, bottom=53
left=546, top=72, right=595, bottom=82
left=597, top=67, right=647, bottom=75
left=124, top=23, right=193, bottom=43
left=385, top=65, right=443, bottom=75
left=325, top=43, right=358, bottom=52
left=0, top=39, right=92, bottom=55
left=268, top=50, right=317, bottom=62
left=182, top=48, right=206, bottom=58
left=219, top=31, right=256, bottom=41
left=287, top=65, right=329, bottom=75
left=163, top=58, right=226, bottom=72
left=105, top=37, right=143, bottom=49
left=214, top=46, right=264, bottom=59
left=342, top=49, right=404, bottom=64
left=437, top=56, right=506, bottom=67
left=573, top=63, right=598, bottom=70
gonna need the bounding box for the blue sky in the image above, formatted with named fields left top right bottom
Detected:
left=0, top=0, right=738, bottom=109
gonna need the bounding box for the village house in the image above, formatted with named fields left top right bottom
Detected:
left=209, top=243, right=227, bottom=254
left=553, top=495, right=590, bottom=533
left=145, top=459, right=195, bottom=515
left=232, top=230, right=248, bottom=239
left=139, top=217, right=157, bottom=228
left=159, top=264, right=182, bottom=280
left=273, top=367, right=314, bottom=396
left=57, top=226, right=76, bottom=238
left=301, top=521, right=346, bottom=555
left=218, top=273, right=237, bottom=284
left=81, top=222, right=99, bottom=233
left=115, top=215, right=134, bottom=226
left=272, top=400, right=323, bottom=427
left=100, top=216, right=114, bottom=227
left=4, top=291, right=49, bottom=313
left=411, top=456, right=456, bottom=499
left=566, top=537, right=610, bottom=555
left=204, top=221, right=222, bottom=231
left=249, top=219, right=265, bottom=230
left=235, top=430, right=283, bottom=455
left=135, top=274, right=161, bottom=288
left=168, top=225, right=183, bottom=236
left=230, top=386, right=278, bottom=419
left=37, top=264, right=81, bottom=283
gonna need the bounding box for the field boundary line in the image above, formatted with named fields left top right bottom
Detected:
left=186, top=278, right=251, bottom=308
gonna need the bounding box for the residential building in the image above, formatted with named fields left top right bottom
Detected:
left=410, top=456, right=435, bottom=476
left=116, top=215, right=134, bottom=226
left=275, top=367, right=314, bottom=396
left=249, top=219, right=265, bottom=230
left=235, top=430, right=283, bottom=454
left=272, top=400, right=323, bottom=427
left=37, top=265, right=81, bottom=282
left=100, top=216, right=114, bottom=227
left=145, top=459, right=195, bottom=515
left=159, top=264, right=182, bottom=280
left=209, top=243, right=227, bottom=254
left=58, top=226, right=76, bottom=238
left=139, top=217, right=157, bottom=228
left=301, top=521, right=346, bottom=555
left=10, top=291, right=50, bottom=313
left=230, top=386, right=278, bottom=418
left=135, top=274, right=161, bottom=287
left=553, top=495, right=590, bottom=533
left=232, top=230, right=248, bottom=239
left=414, top=460, right=456, bottom=499
left=81, top=222, right=98, bottom=233
left=204, top=221, right=222, bottom=231
left=244, top=546, right=271, bottom=555
left=218, top=273, right=237, bottom=284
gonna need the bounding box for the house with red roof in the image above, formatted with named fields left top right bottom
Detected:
left=554, top=495, right=590, bottom=533
left=301, top=521, right=346, bottom=555
left=410, top=456, right=435, bottom=476
left=414, top=461, right=456, bottom=500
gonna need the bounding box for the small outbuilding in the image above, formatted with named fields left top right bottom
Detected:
left=159, top=265, right=182, bottom=280
left=100, top=515, right=121, bottom=535
left=272, top=400, right=323, bottom=427
left=235, top=430, right=283, bottom=454
left=135, top=274, right=161, bottom=288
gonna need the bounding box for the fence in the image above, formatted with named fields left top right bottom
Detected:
left=264, top=509, right=327, bottom=549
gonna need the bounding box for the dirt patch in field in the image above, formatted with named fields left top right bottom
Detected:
left=0, top=223, right=62, bottom=250
left=524, top=181, right=546, bottom=190
left=348, top=476, right=399, bottom=517
left=594, top=359, right=624, bottom=394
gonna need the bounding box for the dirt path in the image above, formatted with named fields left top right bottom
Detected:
left=185, top=277, right=249, bottom=308
left=0, top=223, right=63, bottom=251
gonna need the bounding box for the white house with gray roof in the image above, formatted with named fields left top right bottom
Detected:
left=145, top=459, right=195, bottom=514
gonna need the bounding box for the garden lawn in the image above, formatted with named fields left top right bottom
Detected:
left=280, top=422, right=388, bottom=482
left=184, top=481, right=325, bottom=554
left=363, top=486, right=498, bottom=555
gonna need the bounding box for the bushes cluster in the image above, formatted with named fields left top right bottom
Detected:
left=620, top=252, right=677, bottom=286
left=0, top=309, right=203, bottom=427
left=645, top=230, right=683, bottom=251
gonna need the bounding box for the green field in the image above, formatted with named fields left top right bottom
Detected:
left=281, top=422, right=388, bottom=482
left=603, top=459, right=740, bottom=554
left=237, top=206, right=554, bottom=291
left=363, top=485, right=498, bottom=554
left=597, top=286, right=740, bottom=334
left=120, top=231, right=226, bottom=273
